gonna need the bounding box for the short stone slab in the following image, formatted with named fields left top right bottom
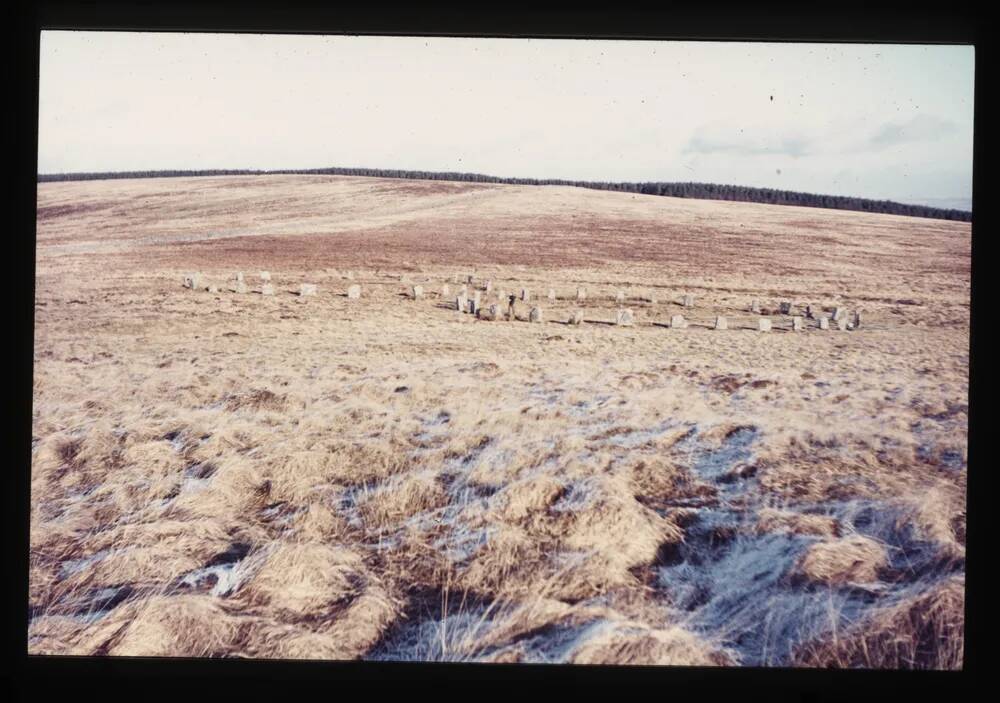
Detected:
left=818, top=316, right=830, bottom=330
left=615, top=308, right=634, bottom=326
left=183, top=273, right=202, bottom=289
left=261, top=284, right=275, bottom=296
left=299, top=284, right=317, bottom=297
left=615, top=290, right=626, bottom=303
left=568, top=310, right=585, bottom=325
left=529, top=306, right=543, bottom=323
left=670, top=314, right=687, bottom=329
left=714, top=316, right=728, bottom=330
left=749, top=299, right=761, bottom=314
left=411, top=285, right=424, bottom=300
left=792, top=316, right=804, bottom=331
left=259, top=271, right=271, bottom=281
left=576, top=288, right=587, bottom=301
left=345, top=271, right=354, bottom=280
left=682, top=295, right=694, bottom=308
left=757, top=318, right=772, bottom=332
left=347, top=284, right=361, bottom=299
left=480, top=303, right=501, bottom=320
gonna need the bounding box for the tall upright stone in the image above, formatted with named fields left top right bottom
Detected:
left=670, top=314, right=687, bottom=329
left=832, top=307, right=847, bottom=321
left=233, top=272, right=245, bottom=283
left=818, top=316, right=830, bottom=330
left=485, top=279, right=493, bottom=293
left=456, top=294, right=468, bottom=312
left=468, top=298, right=480, bottom=315
left=547, top=288, right=556, bottom=301
left=757, top=318, right=772, bottom=332
left=853, top=310, right=862, bottom=329
left=347, top=284, right=361, bottom=299
left=529, top=306, right=543, bottom=323
left=615, top=308, right=634, bottom=326
left=714, top=316, right=727, bottom=330
left=647, top=291, right=658, bottom=304
left=231, top=280, right=248, bottom=294
left=412, top=285, right=424, bottom=300
left=836, top=316, right=849, bottom=331
left=467, top=274, right=475, bottom=285
left=792, top=316, right=804, bottom=331
left=521, top=288, right=530, bottom=302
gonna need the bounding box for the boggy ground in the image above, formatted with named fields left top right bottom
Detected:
left=29, top=175, right=969, bottom=667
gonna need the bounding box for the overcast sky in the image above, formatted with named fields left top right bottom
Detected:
left=38, top=31, right=975, bottom=210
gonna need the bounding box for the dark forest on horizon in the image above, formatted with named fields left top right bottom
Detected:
left=37, top=167, right=972, bottom=222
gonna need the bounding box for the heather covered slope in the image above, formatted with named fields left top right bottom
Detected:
left=30, top=175, right=968, bottom=666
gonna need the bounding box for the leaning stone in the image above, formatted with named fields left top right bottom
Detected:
left=299, top=283, right=317, bottom=297
left=670, top=315, right=687, bottom=329
left=259, top=271, right=271, bottom=281
left=568, top=310, right=585, bottom=325
left=615, top=308, right=634, bottom=326
left=714, top=316, right=727, bottom=330
left=347, top=284, right=361, bottom=299
left=758, top=318, right=772, bottom=332
left=412, top=285, right=423, bottom=300
left=529, top=306, right=543, bottom=323
left=818, top=316, right=830, bottom=330
left=521, top=288, right=530, bottom=302
left=792, top=316, right=804, bottom=331
left=576, top=287, right=586, bottom=301
left=261, top=284, right=275, bottom=296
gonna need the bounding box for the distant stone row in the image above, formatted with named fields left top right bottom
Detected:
left=182, top=272, right=360, bottom=299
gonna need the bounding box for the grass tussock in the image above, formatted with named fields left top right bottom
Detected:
left=793, top=536, right=889, bottom=586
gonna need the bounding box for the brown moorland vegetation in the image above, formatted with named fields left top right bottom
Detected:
left=30, top=175, right=968, bottom=666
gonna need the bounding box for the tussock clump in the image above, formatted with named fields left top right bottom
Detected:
left=326, top=442, right=415, bottom=486
left=224, top=388, right=288, bottom=412
left=756, top=507, right=840, bottom=538
left=357, top=473, right=448, bottom=530
left=569, top=621, right=728, bottom=667
left=109, top=595, right=242, bottom=657
left=792, top=575, right=964, bottom=669
left=793, top=535, right=889, bottom=585
left=897, top=485, right=965, bottom=558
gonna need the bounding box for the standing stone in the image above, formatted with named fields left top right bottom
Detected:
left=231, top=281, right=248, bottom=294
left=853, top=310, right=862, bottom=329
left=441, top=284, right=450, bottom=297
left=818, top=316, right=830, bottom=330
left=576, top=287, right=587, bottom=301
left=233, top=272, right=245, bottom=283
left=467, top=275, right=475, bottom=285
left=805, top=305, right=814, bottom=319
left=682, top=295, right=694, bottom=308
left=647, top=291, right=658, bottom=304
left=496, top=289, right=506, bottom=303
left=757, top=318, right=772, bottom=332
left=750, top=299, right=761, bottom=314
left=468, top=298, right=480, bottom=315
left=832, top=307, right=846, bottom=321
left=182, top=274, right=200, bottom=289
left=670, top=315, right=687, bottom=329
left=714, top=316, right=728, bottom=330
left=473, top=291, right=482, bottom=305
left=792, top=316, right=804, bottom=331
left=207, top=285, right=220, bottom=294
left=521, top=288, right=530, bottom=302
left=779, top=302, right=793, bottom=315
left=459, top=285, right=468, bottom=297
left=547, top=288, right=556, bottom=301
left=529, top=306, right=543, bottom=323
left=260, top=271, right=271, bottom=282
left=412, top=285, right=424, bottom=300
left=261, top=284, right=275, bottom=296
left=479, top=303, right=501, bottom=321
left=456, top=294, right=467, bottom=312
left=299, top=283, right=317, bottom=297
left=347, top=284, right=361, bottom=299
left=836, top=316, right=849, bottom=331
left=615, top=309, right=634, bottom=326
left=568, top=310, right=585, bottom=325
left=484, top=280, right=493, bottom=293
left=615, top=290, right=626, bottom=304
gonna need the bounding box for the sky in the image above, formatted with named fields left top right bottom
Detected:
left=37, top=32, right=975, bottom=210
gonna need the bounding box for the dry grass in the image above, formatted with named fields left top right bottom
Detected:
left=29, top=174, right=968, bottom=666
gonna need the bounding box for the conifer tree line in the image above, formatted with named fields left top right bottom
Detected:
left=37, top=167, right=972, bottom=222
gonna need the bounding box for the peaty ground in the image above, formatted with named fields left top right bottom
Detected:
left=30, top=175, right=968, bottom=666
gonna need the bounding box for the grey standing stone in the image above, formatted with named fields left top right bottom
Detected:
left=412, top=285, right=423, bottom=300
left=231, top=281, right=248, bottom=294
left=479, top=303, right=501, bottom=321
left=750, top=299, right=761, bottom=314
left=647, top=291, right=658, bottom=304
left=456, top=294, right=467, bottom=312
left=529, top=306, right=543, bottom=323
left=682, top=295, right=694, bottom=308
left=576, top=287, right=586, bottom=301
left=547, top=288, right=556, bottom=301
left=670, top=314, right=687, bottom=329
left=468, top=298, right=480, bottom=315
left=853, top=310, right=861, bottom=329
left=347, top=284, right=361, bottom=299
left=836, top=317, right=849, bottom=331
left=568, top=310, right=585, bottom=325
left=757, top=318, right=772, bottom=332
left=485, top=280, right=493, bottom=293
left=615, top=308, right=634, bottom=326
left=467, top=275, right=475, bottom=284
left=299, top=283, right=317, bottom=297
left=615, top=290, right=626, bottom=303
left=779, top=302, right=792, bottom=315
left=441, top=284, right=450, bottom=297
left=714, top=316, right=728, bottom=330
left=818, top=316, right=830, bottom=330
left=832, top=307, right=846, bottom=321
left=792, top=316, right=804, bottom=331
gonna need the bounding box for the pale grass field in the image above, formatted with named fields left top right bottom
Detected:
left=30, top=175, right=968, bottom=666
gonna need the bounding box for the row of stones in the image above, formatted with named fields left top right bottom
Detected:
left=182, top=272, right=360, bottom=299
